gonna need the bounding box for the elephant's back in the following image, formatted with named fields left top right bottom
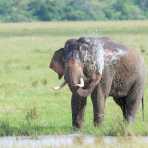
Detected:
left=110, top=48, right=145, bottom=98
left=100, top=37, right=144, bottom=78
left=117, top=48, right=144, bottom=76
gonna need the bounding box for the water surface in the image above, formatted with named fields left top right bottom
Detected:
left=0, top=134, right=148, bottom=148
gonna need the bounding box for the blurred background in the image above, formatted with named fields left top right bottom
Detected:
left=0, top=0, right=147, bottom=22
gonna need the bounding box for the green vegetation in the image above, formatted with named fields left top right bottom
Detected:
left=0, top=21, right=147, bottom=136
left=0, top=0, right=147, bottom=22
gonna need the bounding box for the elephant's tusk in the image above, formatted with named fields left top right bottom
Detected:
left=53, top=81, right=66, bottom=90
left=53, top=86, right=60, bottom=90
left=75, top=77, right=84, bottom=88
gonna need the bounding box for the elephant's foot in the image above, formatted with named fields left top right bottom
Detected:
left=72, top=125, right=81, bottom=131
left=72, top=120, right=83, bottom=129
left=94, top=120, right=103, bottom=127
left=94, top=113, right=104, bottom=127
left=124, top=115, right=135, bottom=124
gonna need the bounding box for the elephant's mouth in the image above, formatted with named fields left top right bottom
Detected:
left=69, top=76, right=94, bottom=97
left=72, top=77, right=84, bottom=88
left=52, top=76, right=93, bottom=97
left=67, top=77, right=85, bottom=93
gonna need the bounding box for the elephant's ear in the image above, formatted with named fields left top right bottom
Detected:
left=49, top=48, right=65, bottom=79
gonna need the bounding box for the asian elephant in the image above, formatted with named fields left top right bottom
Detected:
left=49, top=37, right=145, bottom=128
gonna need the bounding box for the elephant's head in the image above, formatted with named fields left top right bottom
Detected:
left=50, top=37, right=104, bottom=96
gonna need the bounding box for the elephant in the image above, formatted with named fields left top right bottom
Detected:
left=49, top=37, right=145, bottom=128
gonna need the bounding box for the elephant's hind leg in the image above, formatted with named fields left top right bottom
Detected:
left=113, top=97, right=128, bottom=121
left=114, top=81, right=144, bottom=123
left=120, top=100, right=141, bottom=123
left=123, top=82, right=143, bottom=123
left=71, top=93, right=87, bottom=129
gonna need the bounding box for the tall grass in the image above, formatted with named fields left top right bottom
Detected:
left=0, top=21, right=147, bottom=136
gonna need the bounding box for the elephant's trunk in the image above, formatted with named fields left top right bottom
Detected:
left=65, top=59, right=84, bottom=91
left=65, top=59, right=102, bottom=97
left=77, top=73, right=102, bottom=97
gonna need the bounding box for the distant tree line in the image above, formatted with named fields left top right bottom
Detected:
left=0, top=0, right=147, bottom=22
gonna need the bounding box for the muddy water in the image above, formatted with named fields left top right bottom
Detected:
left=0, top=134, right=148, bottom=148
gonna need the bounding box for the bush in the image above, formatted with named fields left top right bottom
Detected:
left=0, top=0, right=147, bottom=22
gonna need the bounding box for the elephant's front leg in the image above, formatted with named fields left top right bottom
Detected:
left=71, top=93, right=87, bottom=129
left=91, top=85, right=106, bottom=126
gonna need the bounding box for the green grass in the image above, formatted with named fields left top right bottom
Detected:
left=0, top=21, right=148, bottom=136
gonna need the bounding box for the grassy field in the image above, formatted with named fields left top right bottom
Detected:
left=0, top=21, right=148, bottom=136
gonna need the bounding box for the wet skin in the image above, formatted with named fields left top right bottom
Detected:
left=50, top=37, right=145, bottom=128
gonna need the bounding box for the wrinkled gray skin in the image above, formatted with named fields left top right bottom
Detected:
left=50, top=37, right=145, bottom=128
